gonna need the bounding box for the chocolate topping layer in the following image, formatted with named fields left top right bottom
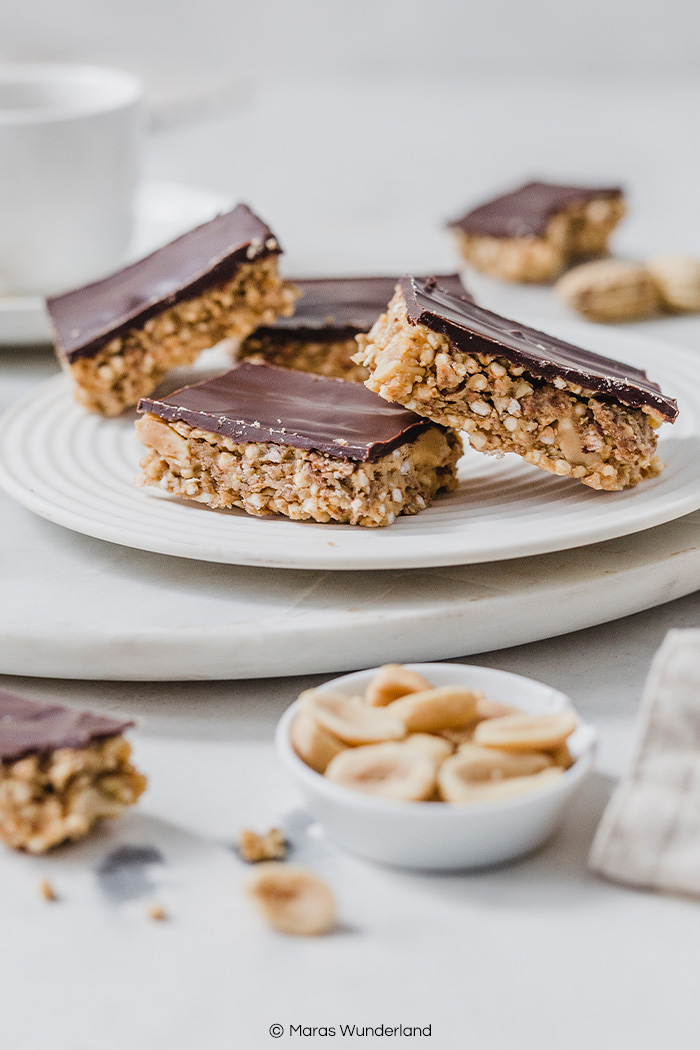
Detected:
left=400, top=276, right=678, bottom=421
left=256, top=273, right=470, bottom=341
left=448, top=181, right=624, bottom=239
left=0, top=689, right=134, bottom=764
left=138, top=361, right=436, bottom=462
left=48, top=204, right=281, bottom=361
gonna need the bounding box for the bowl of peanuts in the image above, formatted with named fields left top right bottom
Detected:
left=276, top=662, right=596, bottom=870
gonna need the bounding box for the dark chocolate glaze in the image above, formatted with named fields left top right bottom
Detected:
left=138, top=361, right=437, bottom=462
left=0, top=689, right=134, bottom=764
left=47, top=204, right=281, bottom=361
left=253, top=273, right=470, bottom=342
left=400, top=276, right=678, bottom=421
left=448, top=181, right=623, bottom=239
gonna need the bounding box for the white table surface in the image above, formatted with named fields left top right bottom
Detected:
left=2, top=76, right=700, bottom=1050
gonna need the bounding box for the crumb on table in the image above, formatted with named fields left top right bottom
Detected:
left=39, top=877, right=57, bottom=902
left=238, top=827, right=288, bottom=863
left=147, top=902, right=168, bottom=921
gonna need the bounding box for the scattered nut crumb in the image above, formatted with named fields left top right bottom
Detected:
left=39, top=877, right=57, bottom=902
left=238, top=827, right=288, bottom=863
left=147, top=902, right=168, bottom=921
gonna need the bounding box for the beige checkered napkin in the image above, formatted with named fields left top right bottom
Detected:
left=589, top=630, right=700, bottom=897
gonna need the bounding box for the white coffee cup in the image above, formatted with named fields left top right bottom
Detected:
left=0, top=64, right=143, bottom=296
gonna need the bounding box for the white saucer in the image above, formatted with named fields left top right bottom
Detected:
left=0, top=323, right=698, bottom=571
left=0, top=179, right=233, bottom=347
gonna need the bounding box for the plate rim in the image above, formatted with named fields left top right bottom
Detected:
left=1, top=323, right=699, bottom=570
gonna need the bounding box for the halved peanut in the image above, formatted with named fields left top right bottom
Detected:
left=438, top=766, right=563, bottom=803
left=325, top=742, right=437, bottom=801
left=455, top=741, right=553, bottom=768
left=290, top=710, right=346, bottom=774
left=440, top=726, right=475, bottom=746
left=387, top=687, right=481, bottom=733
left=556, top=260, right=660, bottom=322
left=550, top=742, right=574, bottom=769
left=438, top=698, right=517, bottom=741
left=648, top=254, right=700, bottom=313
left=299, top=689, right=405, bottom=746
left=246, top=864, right=336, bottom=936
left=365, top=664, right=434, bottom=707
left=403, top=733, right=454, bottom=762
left=474, top=698, right=520, bottom=722
left=473, top=711, right=577, bottom=752
left=440, top=743, right=553, bottom=799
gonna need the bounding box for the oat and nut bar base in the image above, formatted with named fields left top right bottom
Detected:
left=354, top=276, right=677, bottom=491
left=236, top=273, right=470, bottom=381
left=136, top=362, right=461, bottom=527
left=448, top=181, right=625, bottom=282
left=0, top=689, right=146, bottom=853
left=47, top=204, right=297, bottom=416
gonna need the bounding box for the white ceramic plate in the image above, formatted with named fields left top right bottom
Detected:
left=0, top=324, right=698, bottom=570
left=0, top=180, right=233, bottom=346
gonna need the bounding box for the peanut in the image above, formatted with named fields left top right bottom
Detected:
left=647, top=254, right=700, bottom=313
left=556, top=260, right=660, bottom=322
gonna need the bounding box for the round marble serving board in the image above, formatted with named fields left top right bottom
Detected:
left=2, top=467, right=700, bottom=678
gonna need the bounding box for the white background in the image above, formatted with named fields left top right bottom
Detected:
left=2, top=0, right=700, bottom=93
left=2, top=0, right=700, bottom=271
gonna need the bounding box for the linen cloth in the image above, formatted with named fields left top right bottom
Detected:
left=589, top=629, right=700, bottom=897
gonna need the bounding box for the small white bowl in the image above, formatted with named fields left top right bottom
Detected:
left=276, top=662, right=596, bottom=871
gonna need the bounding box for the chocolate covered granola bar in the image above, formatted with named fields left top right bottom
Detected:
left=354, top=276, right=677, bottom=491
left=135, top=362, right=461, bottom=527
left=236, top=273, right=470, bottom=381
left=448, top=181, right=625, bottom=282
left=0, top=689, right=146, bottom=853
left=48, top=205, right=297, bottom=416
